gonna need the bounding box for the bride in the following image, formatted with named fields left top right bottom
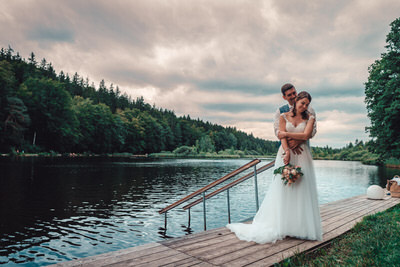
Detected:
left=227, top=91, right=322, bottom=243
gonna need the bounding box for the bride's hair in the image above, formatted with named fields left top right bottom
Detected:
left=292, top=91, right=312, bottom=120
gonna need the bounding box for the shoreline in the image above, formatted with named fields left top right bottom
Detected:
left=385, top=164, right=400, bottom=169
left=2, top=153, right=399, bottom=168
left=0, top=153, right=276, bottom=160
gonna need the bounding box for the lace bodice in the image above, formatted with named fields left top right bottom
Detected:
left=281, top=113, right=315, bottom=133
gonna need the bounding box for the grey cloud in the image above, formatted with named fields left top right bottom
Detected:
left=202, top=115, right=268, bottom=123
left=202, top=103, right=275, bottom=113
left=313, top=100, right=366, bottom=115
left=196, top=80, right=279, bottom=95
left=28, top=27, right=74, bottom=43
left=107, top=67, right=189, bottom=88
left=308, top=84, right=365, bottom=97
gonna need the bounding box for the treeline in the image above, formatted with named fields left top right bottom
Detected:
left=0, top=46, right=279, bottom=155
left=312, top=139, right=380, bottom=165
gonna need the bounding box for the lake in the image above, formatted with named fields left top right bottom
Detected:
left=0, top=157, right=397, bottom=266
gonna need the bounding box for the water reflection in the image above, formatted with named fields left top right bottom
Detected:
left=0, top=157, right=396, bottom=266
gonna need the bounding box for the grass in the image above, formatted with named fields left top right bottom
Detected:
left=275, top=203, right=400, bottom=267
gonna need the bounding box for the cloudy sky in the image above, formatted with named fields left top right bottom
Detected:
left=1, top=0, right=399, bottom=147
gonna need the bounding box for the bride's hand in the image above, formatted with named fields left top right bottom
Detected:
left=283, top=150, right=290, bottom=165
left=278, top=130, right=287, bottom=139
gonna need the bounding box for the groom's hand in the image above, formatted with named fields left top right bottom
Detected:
left=288, top=138, right=303, bottom=155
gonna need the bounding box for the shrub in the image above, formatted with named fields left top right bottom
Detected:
left=173, top=145, right=197, bottom=156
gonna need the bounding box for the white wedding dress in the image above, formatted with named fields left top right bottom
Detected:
left=227, top=114, right=323, bottom=243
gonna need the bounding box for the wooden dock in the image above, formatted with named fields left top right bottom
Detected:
left=53, top=194, right=400, bottom=267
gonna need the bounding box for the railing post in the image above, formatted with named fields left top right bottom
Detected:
left=202, top=191, right=207, bottom=230
left=254, top=165, right=259, bottom=211
left=187, top=208, right=191, bottom=228
left=164, top=211, right=167, bottom=230
left=227, top=188, right=231, bottom=224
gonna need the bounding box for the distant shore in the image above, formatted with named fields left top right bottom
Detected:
left=385, top=164, right=400, bottom=169
left=0, top=152, right=275, bottom=160
left=1, top=152, right=149, bottom=158
left=2, top=152, right=399, bottom=168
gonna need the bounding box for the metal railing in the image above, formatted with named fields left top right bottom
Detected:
left=158, top=159, right=275, bottom=231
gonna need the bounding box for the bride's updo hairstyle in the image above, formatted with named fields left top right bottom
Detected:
left=292, top=91, right=312, bottom=120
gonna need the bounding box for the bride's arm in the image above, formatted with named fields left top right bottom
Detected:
left=280, top=118, right=315, bottom=141
left=279, top=115, right=290, bottom=164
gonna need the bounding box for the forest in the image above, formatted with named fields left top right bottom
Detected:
left=0, top=47, right=279, bottom=156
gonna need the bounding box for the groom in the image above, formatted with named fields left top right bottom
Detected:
left=273, top=83, right=316, bottom=154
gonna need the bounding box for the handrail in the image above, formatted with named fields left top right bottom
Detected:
left=158, top=159, right=261, bottom=214
left=182, top=160, right=275, bottom=210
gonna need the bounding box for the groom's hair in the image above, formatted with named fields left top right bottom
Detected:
left=281, top=83, right=295, bottom=95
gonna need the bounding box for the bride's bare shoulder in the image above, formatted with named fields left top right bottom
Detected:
left=281, top=111, right=293, bottom=117
left=280, top=112, right=292, bottom=123
left=306, top=111, right=315, bottom=120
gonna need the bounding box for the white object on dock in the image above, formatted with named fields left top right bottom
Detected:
left=367, top=185, right=384, bottom=199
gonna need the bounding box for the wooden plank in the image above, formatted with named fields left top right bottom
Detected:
left=191, top=262, right=217, bottom=267
left=320, top=196, right=370, bottom=218
left=172, top=233, right=237, bottom=252
left=322, top=199, right=386, bottom=227
left=181, top=235, right=244, bottom=257
left=106, top=245, right=191, bottom=267
left=50, top=242, right=165, bottom=266
left=320, top=194, right=365, bottom=209
left=246, top=239, right=319, bottom=266
left=324, top=198, right=399, bottom=237
left=204, top=239, right=279, bottom=265
left=188, top=235, right=257, bottom=261
left=161, top=226, right=230, bottom=246
left=127, top=252, right=192, bottom=267
left=159, top=257, right=205, bottom=267
left=217, top=238, right=304, bottom=266
left=321, top=195, right=367, bottom=208
left=321, top=195, right=367, bottom=210
left=321, top=202, right=365, bottom=221
left=323, top=198, right=396, bottom=232
left=326, top=197, right=390, bottom=220
left=164, top=228, right=231, bottom=249
left=324, top=195, right=388, bottom=211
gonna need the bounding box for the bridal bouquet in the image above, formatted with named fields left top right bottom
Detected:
left=273, top=164, right=303, bottom=186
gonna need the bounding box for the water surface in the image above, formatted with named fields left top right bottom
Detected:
left=0, top=157, right=396, bottom=266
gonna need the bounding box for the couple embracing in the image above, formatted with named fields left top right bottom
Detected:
left=227, top=83, right=323, bottom=243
